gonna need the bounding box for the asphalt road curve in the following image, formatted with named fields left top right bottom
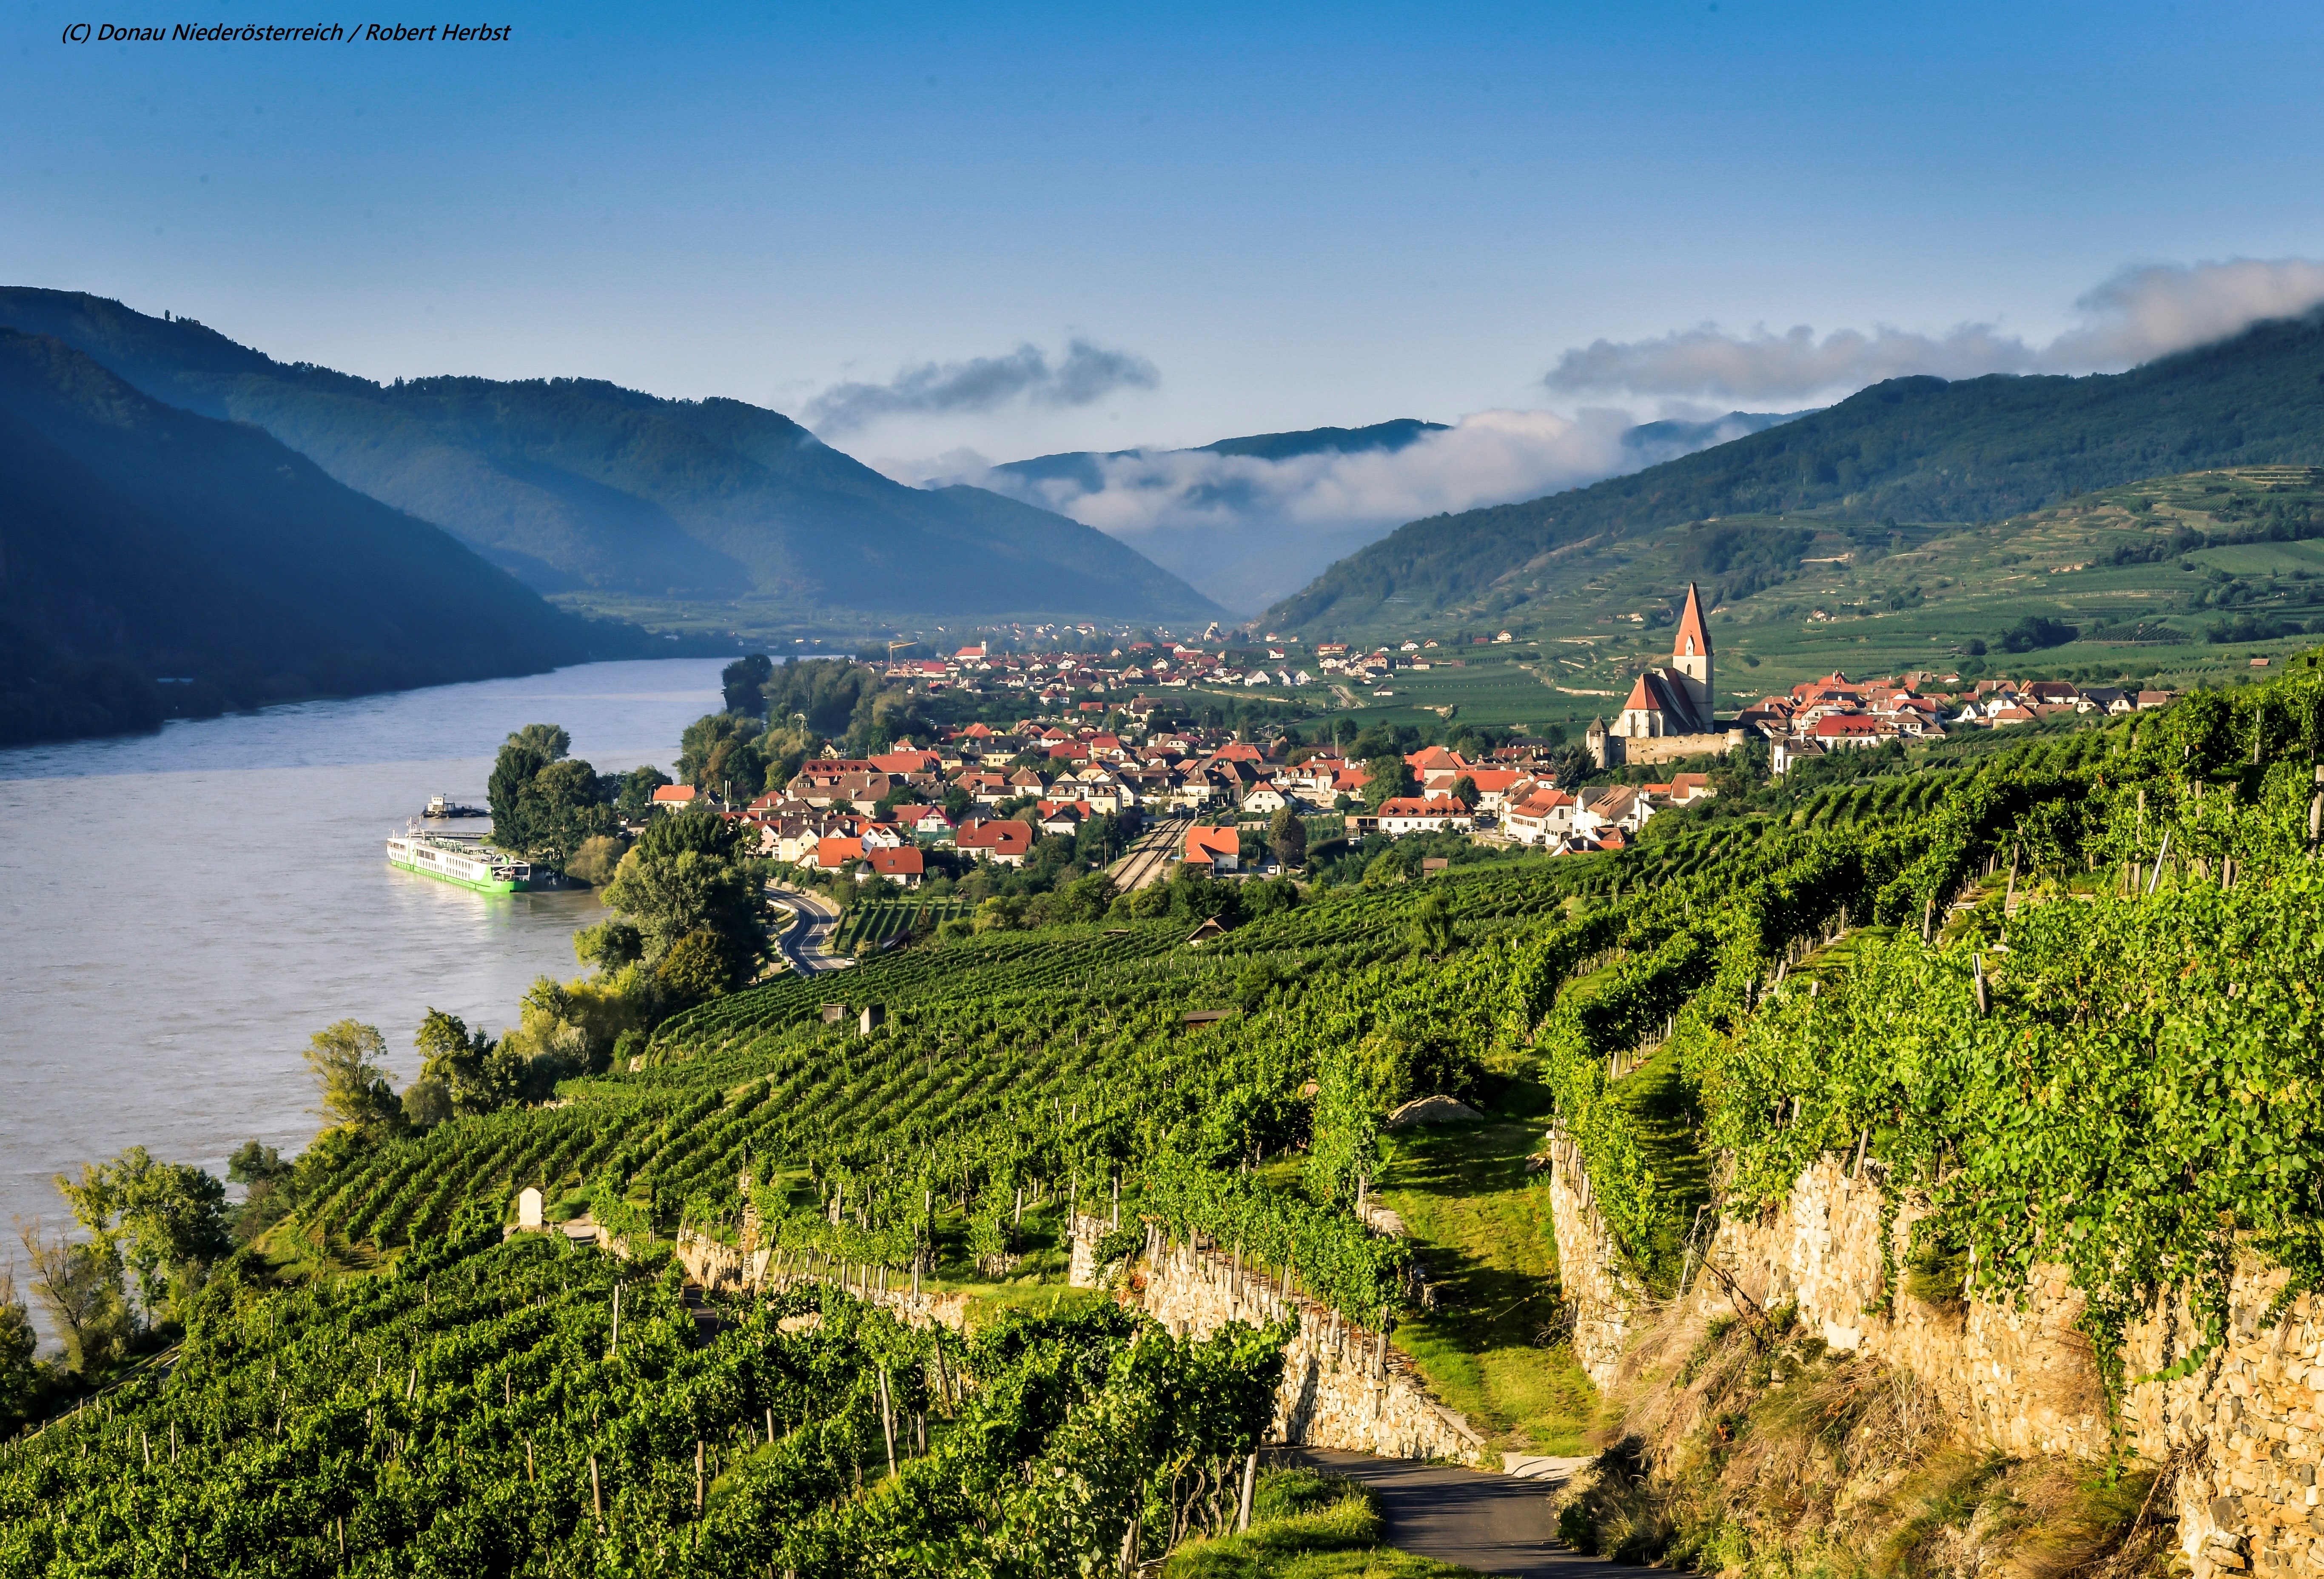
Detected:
left=1276, top=1448, right=1632, bottom=1579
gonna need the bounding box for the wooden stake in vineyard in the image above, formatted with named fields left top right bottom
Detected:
left=877, top=1369, right=897, bottom=1476
left=590, top=1455, right=603, bottom=1532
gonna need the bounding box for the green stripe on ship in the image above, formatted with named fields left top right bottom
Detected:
left=387, top=853, right=530, bottom=894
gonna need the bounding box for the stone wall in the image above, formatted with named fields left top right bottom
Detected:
left=1595, top=728, right=1745, bottom=770
left=671, top=1229, right=969, bottom=1332
left=1549, top=1149, right=2324, bottom=1579
left=1071, top=1213, right=1490, bottom=1466
left=1542, top=1130, right=1640, bottom=1386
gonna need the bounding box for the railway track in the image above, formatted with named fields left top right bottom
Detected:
left=1108, top=814, right=1190, bottom=892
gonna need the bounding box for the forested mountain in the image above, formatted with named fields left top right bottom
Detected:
left=977, top=412, right=1802, bottom=612
left=0, top=291, right=1222, bottom=626
left=1267, top=308, right=2324, bottom=633
left=0, top=331, right=621, bottom=746
left=986, top=417, right=1451, bottom=494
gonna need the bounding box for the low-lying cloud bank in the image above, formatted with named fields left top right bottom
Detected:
left=1546, top=257, right=2324, bottom=400
left=934, top=408, right=1787, bottom=610
left=806, top=338, right=1159, bottom=433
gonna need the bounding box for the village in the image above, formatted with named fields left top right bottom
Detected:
left=642, top=585, right=2173, bottom=892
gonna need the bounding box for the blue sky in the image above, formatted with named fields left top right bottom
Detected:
left=10, top=0, right=2324, bottom=473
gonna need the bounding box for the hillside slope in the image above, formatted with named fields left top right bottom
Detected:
left=1269, top=309, right=2324, bottom=633
left=0, top=290, right=1222, bottom=627
left=979, top=413, right=1799, bottom=611
left=0, top=331, right=617, bottom=745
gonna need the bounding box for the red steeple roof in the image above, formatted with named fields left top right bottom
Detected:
left=1621, top=674, right=1659, bottom=712
left=1673, top=581, right=1710, bottom=661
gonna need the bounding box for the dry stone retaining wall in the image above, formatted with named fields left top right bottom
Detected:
left=1068, top=1212, right=1489, bottom=1466
left=1548, top=1149, right=2324, bottom=1579
left=671, top=1229, right=969, bottom=1331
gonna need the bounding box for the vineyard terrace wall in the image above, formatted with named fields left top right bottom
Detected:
left=1550, top=1151, right=2324, bottom=1579
left=1069, top=1213, right=1490, bottom=1467
left=673, top=1217, right=1482, bottom=1465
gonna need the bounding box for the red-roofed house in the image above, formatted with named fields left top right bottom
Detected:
left=900, top=806, right=957, bottom=844
left=857, top=847, right=925, bottom=888
left=813, top=835, right=865, bottom=871
left=1813, top=714, right=1889, bottom=750
left=1504, top=787, right=1576, bottom=845
left=1183, top=825, right=1241, bottom=874
left=1461, top=768, right=1530, bottom=810
left=1374, top=795, right=1474, bottom=836
left=957, top=819, right=1034, bottom=867
left=651, top=784, right=699, bottom=811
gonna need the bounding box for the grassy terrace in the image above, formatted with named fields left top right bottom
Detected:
left=1372, top=1077, right=1598, bottom=1458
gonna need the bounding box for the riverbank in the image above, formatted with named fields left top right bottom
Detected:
left=0, top=658, right=722, bottom=1240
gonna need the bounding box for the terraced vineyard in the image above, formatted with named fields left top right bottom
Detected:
left=18, top=656, right=2321, bottom=1575
left=828, top=896, right=969, bottom=953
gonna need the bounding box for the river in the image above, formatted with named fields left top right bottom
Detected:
left=0, top=658, right=725, bottom=1241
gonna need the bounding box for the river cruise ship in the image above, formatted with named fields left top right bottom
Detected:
left=385, top=831, right=533, bottom=893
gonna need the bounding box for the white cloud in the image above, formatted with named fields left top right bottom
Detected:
left=950, top=409, right=1649, bottom=540
left=1544, top=257, right=2324, bottom=400
left=805, top=338, right=1159, bottom=433
left=930, top=408, right=1793, bottom=608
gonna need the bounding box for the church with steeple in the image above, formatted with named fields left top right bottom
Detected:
left=1586, top=582, right=1746, bottom=769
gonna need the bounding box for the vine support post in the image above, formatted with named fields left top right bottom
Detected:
left=590, top=1455, right=603, bottom=1532
left=878, top=1368, right=897, bottom=1477
left=1237, top=1450, right=1257, bottom=1532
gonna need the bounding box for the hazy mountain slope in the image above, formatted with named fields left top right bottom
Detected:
left=977, top=413, right=1800, bottom=613
left=1267, top=311, right=2324, bottom=633
left=0, top=290, right=1222, bottom=624
left=0, top=331, right=614, bottom=746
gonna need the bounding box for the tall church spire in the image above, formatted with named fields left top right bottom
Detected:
left=1670, top=581, right=1713, bottom=728
left=1673, top=581, right=1711, bottom=663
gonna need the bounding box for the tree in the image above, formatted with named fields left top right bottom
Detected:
left=0, top=1261, right=40, bottom=1430
left=53, top=1147, right=230, bottom=1330
left=486, top=736, right=553, bottom=850
left=225, top=1140, right=295, bottom=1246
left=678, top=713, right=767, bottom=799
left=1448, top=775, right=1479, bottom=809
left=1267, top=807, right=1308, bottom=868
left=17, top=1222, right=128, bottom=1373
left=655, top=929, right=735, bottom=1003
left=304, top=1020, right=406, bottom=1137
left=509, top=722, right=570, bottom=761
left=615, top=764, right=673, bottom=819
left=601, top=810, right=766, bottom=979
left=407, top=1008, right=502, bottom=1123
left=516, top=758, right=619, bottom=866
left=566, top=833, right=628, bottom=886
left=1361, top=755, right=1413, bottom=812
left=722, top=653, right=775, bottom=715
left=574, top=917, right=645, bottom=973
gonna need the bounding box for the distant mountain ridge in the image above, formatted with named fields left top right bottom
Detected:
left=1266, top=310, right=2324, bottom=633
left=0, top=290, right=1223, bottom=626
left=0, top=330, right=619, bottom=746
left=971, top=413, right=1801, bottom=612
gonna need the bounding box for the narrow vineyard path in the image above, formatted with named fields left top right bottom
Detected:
left=1279, top=1448, right=1626, bottom=1579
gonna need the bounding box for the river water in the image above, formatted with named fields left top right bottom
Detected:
left=0, top=658, right=724, bottom=1240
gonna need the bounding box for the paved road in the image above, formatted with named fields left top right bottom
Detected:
left=768, top=884, right=852, bottom=974
left=1277, top=1448, right=1629, bottom=1579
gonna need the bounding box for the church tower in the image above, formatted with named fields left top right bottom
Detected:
left=1670, top=581, right=1713, bottom=729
